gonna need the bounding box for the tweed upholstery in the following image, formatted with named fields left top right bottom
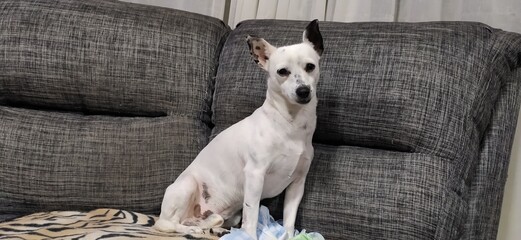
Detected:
left=214, top=20, right=521, bottom=239
left=0, top=0, right=230, bottom=217
left=1, top=1, right=521, bottom=239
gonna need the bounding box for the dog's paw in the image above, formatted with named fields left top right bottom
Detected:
left=186, top=226, right=204, bottom=234
left=209, top=228, right=230, bottom=237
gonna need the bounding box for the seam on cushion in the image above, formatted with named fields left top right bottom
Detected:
left=474, top=30, right=521, bottom=131
left=0, top=104, right=206, bottom=121
left=0, top=101, right=169, bottom=118
left=434, top=188, right=469, bottom=239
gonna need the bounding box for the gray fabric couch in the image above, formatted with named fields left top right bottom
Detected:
left=1, top=0, right=521, bottom=239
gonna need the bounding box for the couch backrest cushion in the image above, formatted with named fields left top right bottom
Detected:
left=0, top=0, right=228, bottom=119
left=0, top=0, right=229, bottom=216
left=213, top=20, right=521, bottom=160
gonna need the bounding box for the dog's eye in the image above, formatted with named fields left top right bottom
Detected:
left=305, top=63, right=315, bottom=72
left=277, top=68, right=290, bottom=77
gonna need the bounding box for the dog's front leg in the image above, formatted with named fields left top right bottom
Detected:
left=283, top=156, right=312, bottom=238
left=283, top=175, right=306, bottom=238
left=242, top=162, right=266, bottom=240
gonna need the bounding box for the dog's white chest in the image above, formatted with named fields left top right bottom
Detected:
left=260, top=139, right=310, bottom=199
left=243, top=108, right=316, bottom=199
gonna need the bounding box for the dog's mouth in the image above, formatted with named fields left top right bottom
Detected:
left=296, top=97, right=312, bottom=104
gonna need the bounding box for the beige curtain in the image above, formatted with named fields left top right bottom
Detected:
left=120, top=0, right=521, bottom=34
left=398, top=0, right=521, bottom=33
left=120, top=0, right=227, bottom=20
left=228, top=0, right=327, bottom=27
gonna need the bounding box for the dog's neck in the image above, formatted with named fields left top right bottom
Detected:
left=263, top=86, right=317, bottom=129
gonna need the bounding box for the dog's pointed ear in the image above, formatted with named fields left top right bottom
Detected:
left=246, top=35, right=276, bottom=71
left=303, top=19, right=324, bottom=56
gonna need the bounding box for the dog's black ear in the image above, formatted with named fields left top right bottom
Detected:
left=246, top=35, right=276, bottom=71
left=303, top=19, right=324, bottom=56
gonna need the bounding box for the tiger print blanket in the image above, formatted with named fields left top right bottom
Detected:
left=0, top=209, right=224, bottom=239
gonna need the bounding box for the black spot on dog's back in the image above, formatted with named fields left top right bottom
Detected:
left=202, top=210, right=213, bottom=220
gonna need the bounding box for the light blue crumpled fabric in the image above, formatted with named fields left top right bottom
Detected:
left=219, top=205, right=324, bottom=240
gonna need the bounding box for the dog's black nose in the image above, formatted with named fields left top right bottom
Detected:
left=296, top=86, right=311, bottom=99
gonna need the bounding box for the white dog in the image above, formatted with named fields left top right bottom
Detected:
left=154, top=20, right=323, bottom=240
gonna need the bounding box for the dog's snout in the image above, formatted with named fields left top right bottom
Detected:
left=296, top=86, right=311, bottom=99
